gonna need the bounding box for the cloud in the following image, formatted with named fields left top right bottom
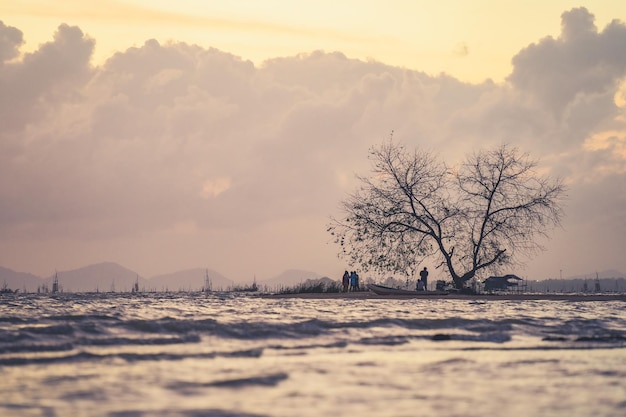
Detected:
left=0, top=23, right=94, bottom=132
left=508, top=8, right=626, bottom=119
left=201, top=177, right=232, bottom=199
left=1, top=8, right=626, bottom=279
left=0, top=20, right=23, bottom=63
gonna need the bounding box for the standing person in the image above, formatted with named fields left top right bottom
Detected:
left=354, top=271, right=360, bottom=291
left=342, top=271, right=350, bottom=292
left=419, top=267, right=429, bottom=291
left=350, top=271, right=357, bottom=292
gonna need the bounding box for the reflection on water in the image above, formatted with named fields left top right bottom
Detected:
left=1, top=293, right=625, bottom=416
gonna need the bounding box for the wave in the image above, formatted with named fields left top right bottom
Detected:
left=2, top=314, right=624, bottom=355
left=108, top=408, right=270, bottom=417
left=2, top=295, right=625, bottom=366
left=167, top=372, right=289, bottom=390
left=0, top=333, right=201, bottom=354
left=0, top=347, right=264, bottom=367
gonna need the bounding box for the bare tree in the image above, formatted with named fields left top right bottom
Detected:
left=328, top=140, right=566, bottom=289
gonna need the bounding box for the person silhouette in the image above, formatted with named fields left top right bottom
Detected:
left=350, top=271, right=357, bottom=291
left=419, top=267, right=429, bottom=291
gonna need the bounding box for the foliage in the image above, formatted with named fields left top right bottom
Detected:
left=328, top=140, right=566, bottom=289
left=277, top=280, right=342, bottom=294
left=229, top=282, right=259, bottom=292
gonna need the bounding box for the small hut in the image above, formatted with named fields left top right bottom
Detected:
left=483, top=274, right=523, bottom=291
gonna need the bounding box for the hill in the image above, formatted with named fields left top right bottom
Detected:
left=0, top=263, right=235, bottom=293
left=47, top=262, right=144, bottom=292
left=564, top=269, right=624, bottom=280
left=0, top=266, right=44, bottom=293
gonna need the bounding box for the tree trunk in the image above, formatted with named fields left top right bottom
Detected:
left=452, top=271, right=475, bottom=290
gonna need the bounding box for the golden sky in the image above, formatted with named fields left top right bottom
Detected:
left=4, top=0, right=626, bottom=83
left=1, top=2, right=626, bottom=281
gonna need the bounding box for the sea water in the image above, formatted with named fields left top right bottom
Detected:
left=0, top=293, right=625, bottom=417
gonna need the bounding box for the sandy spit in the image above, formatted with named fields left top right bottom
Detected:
left=264, top=291, right=626, bottom=301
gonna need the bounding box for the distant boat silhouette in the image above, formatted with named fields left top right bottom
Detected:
left=203, top=269, right=212, bottom=293
left=52, top=272, right=60, bottom=293
left=1, top=281, right=17, bottom=294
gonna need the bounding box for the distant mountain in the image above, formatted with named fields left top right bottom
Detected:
left=0, top=266, right=43, bottom=292
left=0, top=263, right=234, bottom=293
left=528, top=277, right=626, bottom=293
left=564, top=269, right=625, bottom=280
left=147, top=268, right=233, bottom=292
left=5, top=263, right=621, bottom=294
left=259, top=269, right=324, bottom=290
left=49, top=262, right=144, bottom=292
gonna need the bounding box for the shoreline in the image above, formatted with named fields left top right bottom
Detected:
left=265, top=291, right=626, bottom=301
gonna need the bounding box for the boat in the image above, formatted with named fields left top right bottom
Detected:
left=482, top=274, right=523, bottom=291
left=367, top=283, right=448, bottom=296
left=1, top=281, right=17, bottom=294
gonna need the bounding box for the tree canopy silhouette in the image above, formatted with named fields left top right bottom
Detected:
left=328, top=140, right=566, bottom=289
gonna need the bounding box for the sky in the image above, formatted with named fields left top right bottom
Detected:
left=1, top=1, right=625, bottom=282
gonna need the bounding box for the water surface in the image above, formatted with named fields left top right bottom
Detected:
left=1, top=293, right=625, bottom=416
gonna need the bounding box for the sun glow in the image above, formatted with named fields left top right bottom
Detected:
left=3, top=1, right=625, bottom=83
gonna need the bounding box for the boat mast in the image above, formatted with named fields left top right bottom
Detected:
left=204, top=269, right=212, bottom=293
left=52, top=272, right=59, bottom=293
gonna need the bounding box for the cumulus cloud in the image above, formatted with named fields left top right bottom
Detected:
left=0, top=21, right=23, bottom=63
left=509, top=8, right=626, bottom=120
left=1, top=8, right=625, bottom=279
